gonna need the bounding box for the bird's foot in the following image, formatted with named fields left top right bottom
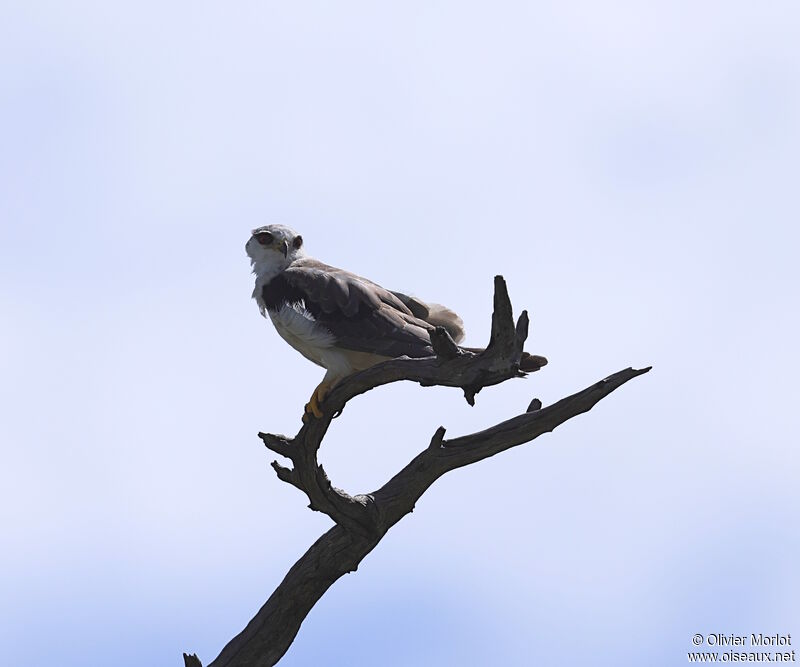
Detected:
left=302, top=382, right=330, bottom=423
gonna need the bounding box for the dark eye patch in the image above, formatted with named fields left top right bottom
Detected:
left=255, top=232, right=274, bottom=246
left=293, top=235, right=303, bottom=249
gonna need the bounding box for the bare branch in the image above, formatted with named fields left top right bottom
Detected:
left=370, top=366, right=651, bottom=526
left=184, top=276, right=651, bottom=667
left=269, top=461, right=298, bottom=487
left=428, top=425, right=447, bottom=450
left=515, top=309, right=529, bottom=345
left=488, top=274, right=517, bottom=352
left=429, top=326, right=465, bottom=360
left=259, top=433, right=294, bottom=459
left=266, top=435, right=373, bottom=534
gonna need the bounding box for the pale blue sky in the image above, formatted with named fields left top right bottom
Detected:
left=1, top=2, right=798, bottom=666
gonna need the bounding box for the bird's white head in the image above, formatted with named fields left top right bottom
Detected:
left=246, top=224, right=306, bottom=282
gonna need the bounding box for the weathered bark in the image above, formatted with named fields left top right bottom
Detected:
left=184, top=276, right=650, bottom=667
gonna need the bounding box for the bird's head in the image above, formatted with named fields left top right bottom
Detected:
left=246, top=224, right=306, bottom=278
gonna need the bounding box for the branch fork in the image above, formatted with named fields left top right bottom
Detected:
left=185, top=276, right=650, bottom=667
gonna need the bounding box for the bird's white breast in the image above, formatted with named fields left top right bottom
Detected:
left=268, top=303, right=337, bottom=368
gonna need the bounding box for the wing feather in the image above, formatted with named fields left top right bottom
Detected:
left=262, top=258, right=436, bottom=359
left=389, top=290, right=466, bottom=343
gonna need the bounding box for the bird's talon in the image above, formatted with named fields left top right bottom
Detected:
left=302, top=385, right=327, bottom=421
left=309, top=394, right=324, bottom=419
left=302, top=400, right=317, bottom=423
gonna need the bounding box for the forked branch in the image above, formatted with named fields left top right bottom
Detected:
left=185, top=276, right=650, bottom=667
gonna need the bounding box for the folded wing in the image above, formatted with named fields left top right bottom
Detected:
left=261, top=258, right=440, bottom=359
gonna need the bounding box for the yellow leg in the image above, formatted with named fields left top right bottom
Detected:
left=303, top=381, right=332, bottom=422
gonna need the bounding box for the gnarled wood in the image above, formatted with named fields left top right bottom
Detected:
left=185, top=276, right=650, bottom=667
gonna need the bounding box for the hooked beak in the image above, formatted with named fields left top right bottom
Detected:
left=280, top=239, right=289, bottom=258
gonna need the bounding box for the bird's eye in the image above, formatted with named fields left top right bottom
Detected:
left=255, top=232, right=273, bottom=246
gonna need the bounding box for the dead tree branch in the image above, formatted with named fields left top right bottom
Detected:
left=185, top=276, right=650, bottom=667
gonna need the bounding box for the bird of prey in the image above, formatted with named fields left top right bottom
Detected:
left=246, top=224, right=546, bottom=421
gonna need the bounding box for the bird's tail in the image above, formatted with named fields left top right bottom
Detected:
left=390, top=291, right=466, bottom=343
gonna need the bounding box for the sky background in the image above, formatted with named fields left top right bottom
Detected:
left=1, top=1, right=798, bottom=665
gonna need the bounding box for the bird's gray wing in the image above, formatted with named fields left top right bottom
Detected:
left=264, top=258, right=436, bottom=358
